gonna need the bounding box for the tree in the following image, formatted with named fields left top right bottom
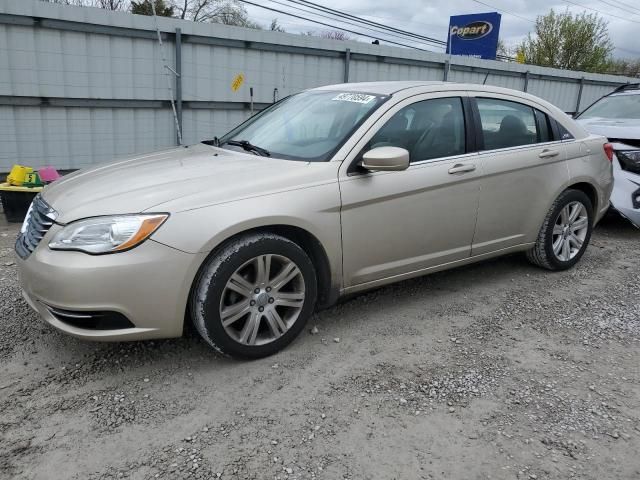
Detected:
left=519, top=9, right=613, bottom=73
left=131, top=0, right=174, bottom=16
left=607, top=58, right=640, bottom=77
left=42, top=0, right=265, bottom=29
left=319, top=30, right=350, bottom=41
left=214, top=1, right=261, bottom=28
left=41, top=0, right=127, bottom=6
left=96, top=0, right=127, bottom=9
left=171, top=0, right=258, bottom=27
left=269, top=19, right=285, bottom=32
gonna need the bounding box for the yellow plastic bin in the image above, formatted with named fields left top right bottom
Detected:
left=0, top=183, right=43, bottom=223
left=7, top=165, right=34, bottom=186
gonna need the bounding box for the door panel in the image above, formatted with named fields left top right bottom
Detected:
left=340, top=154, right=480, bottom=287
left=339, top=92, right=482, bottom=289
left=470, top=95, right=570, bottom=255
left=472, top=144, right=568, bottom=255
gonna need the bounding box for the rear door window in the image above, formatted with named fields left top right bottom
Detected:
left=476, top=98, right=538, bottom=150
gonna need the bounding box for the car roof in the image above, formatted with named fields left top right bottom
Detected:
left=310, top=81, right=543, bottom=99
left=311, top=81, right=447, bottom=95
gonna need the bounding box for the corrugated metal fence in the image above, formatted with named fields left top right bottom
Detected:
left=0, top=0, right=637, bottom=171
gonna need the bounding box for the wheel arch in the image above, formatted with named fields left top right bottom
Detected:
left=185, top=224, right=338, bottom=329
left=566, top=181, right=598, bottom=213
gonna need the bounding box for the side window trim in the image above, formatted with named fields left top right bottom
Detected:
left=410, top=151, right=478, bottom=167
left=549, top=115, right=561, bottom=141
left=534, top=109, right=547, bottom=143
left=468, top=97, right=485, bottom=151
left=461, top=96, right=478, bottom=153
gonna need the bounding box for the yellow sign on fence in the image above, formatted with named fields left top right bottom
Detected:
left=231, top=73, right=245, bottom=92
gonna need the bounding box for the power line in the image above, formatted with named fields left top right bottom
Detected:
left=602, top=0, right=640, bottom=15
left=265, top=0, right=444, bottom=49
left=245, top=0, right=513, bottom=61
left=595, top=0, right=640, bottom=16
left=286, top=0, right=514, bottom=60
left=237, top=0, right=436, bottom=51
left=560, top=0, right=640, bottom=24
left=470, top=0, right=536, bottom=24
left=284, top=0, right=447, bottom=48
left=320, top=7, right=446, bottom=34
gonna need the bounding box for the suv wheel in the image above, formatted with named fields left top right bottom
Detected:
left=527, top=189, right=594, bottom=271
left=190, top=233, right=317, bottom=358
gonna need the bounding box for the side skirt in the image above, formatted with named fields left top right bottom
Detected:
left=340, top=243, right=535, bottom=296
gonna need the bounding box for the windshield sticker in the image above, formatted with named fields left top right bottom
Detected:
left=332, top=93, right=376, bottom=104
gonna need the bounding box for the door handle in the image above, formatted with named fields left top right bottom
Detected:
left=448, top=163, right=476, bottom=174
left=539, top=149, right=559, bottom=159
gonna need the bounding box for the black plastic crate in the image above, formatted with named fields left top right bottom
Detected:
left=0, top=189, right=39, bottom=223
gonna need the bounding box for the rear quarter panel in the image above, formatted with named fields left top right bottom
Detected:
left=566, top=135, right=614, bottom=218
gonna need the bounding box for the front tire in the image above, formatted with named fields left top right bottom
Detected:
left=526, top=189, right=593, bottom=271
left=190, top=233, right=317, bottom=359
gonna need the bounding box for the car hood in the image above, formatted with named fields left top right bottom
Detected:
left=42, top=144, right=324, bottom=223
left=576, top=117, right=640, bottom=141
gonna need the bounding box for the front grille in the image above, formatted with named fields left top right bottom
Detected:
left=46, top=306, right=135, bottom=330
left=15, top=195, right=57, bottom=259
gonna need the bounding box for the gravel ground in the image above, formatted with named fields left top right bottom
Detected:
left=0, top=214, right=638, bottom=480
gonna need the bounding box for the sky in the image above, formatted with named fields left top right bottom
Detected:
left=242, top=0, right=640, bottom=59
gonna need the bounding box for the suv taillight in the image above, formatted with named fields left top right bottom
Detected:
left=603, top=143, right=614, bottom=162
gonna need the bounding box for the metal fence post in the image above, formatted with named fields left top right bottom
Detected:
left=523, top=70, right=530, bottom=92
left=344, top=48, right=350, bottom=83
left=175, top=27, right=183, bottom=146
left=575, top=76, right=585, bottom=114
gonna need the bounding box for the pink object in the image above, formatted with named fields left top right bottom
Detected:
left=39, top=166, right=61, bottom=183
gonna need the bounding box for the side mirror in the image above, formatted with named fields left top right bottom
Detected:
left=360, top=146, right=410, bottom=172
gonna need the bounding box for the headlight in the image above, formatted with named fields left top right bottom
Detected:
left=49, top=214, right=168, bottom=254
left=616, top=150, right=640, bottom=174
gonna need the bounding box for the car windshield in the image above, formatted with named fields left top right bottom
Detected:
left=577, top=93, right=640, bottom=120
left=217, top=90, right=388, bottom=162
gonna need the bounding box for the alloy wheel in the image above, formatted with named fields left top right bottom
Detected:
left=219, top=254, right=305, bottom=346
left=552, top=201, right=589, bottom=262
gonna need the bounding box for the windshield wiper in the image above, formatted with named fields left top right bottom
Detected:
left=201, top=136, right=221, bottom=146
left=222, top=139, right=271, bottom=157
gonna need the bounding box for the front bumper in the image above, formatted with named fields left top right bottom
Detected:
left=16, top=237, right=206, bottom=341
left=611, top=154, right=640, bottom=228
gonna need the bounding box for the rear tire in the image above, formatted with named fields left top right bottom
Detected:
left=190, top=233, right=317, bottom=359
left=526, top=189, right=593, bottom=271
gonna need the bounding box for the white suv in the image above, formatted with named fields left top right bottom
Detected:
left=576, top=84, right=640, bottom=228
